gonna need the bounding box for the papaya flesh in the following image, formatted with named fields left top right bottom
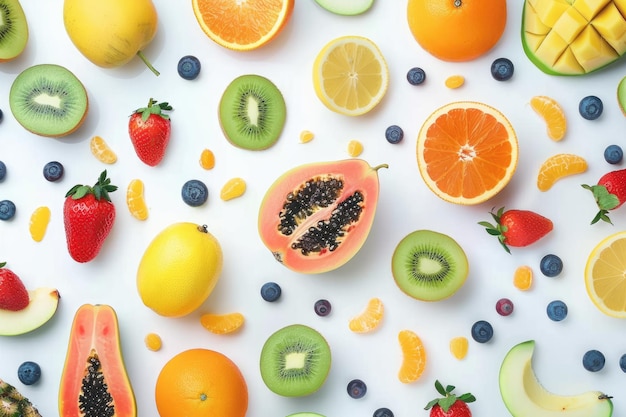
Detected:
left=59, top=304, right=136, bottom=417
left=258, top=159, right=387, bottom=274
left=522, top=0, right=626, bottom=75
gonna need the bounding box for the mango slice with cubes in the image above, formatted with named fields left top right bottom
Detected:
left=522, top=0, right=626, bottom=75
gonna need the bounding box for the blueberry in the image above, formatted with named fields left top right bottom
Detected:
left=385, top=125, right=404, bottom=144
left=0, top=108, right=3, bottom=123
left=619, top=353, right=626, bottom=372
left=604, top=145, right=623, bottom=164
left=177, top=55, right=201, bottom=80
left=314, top=299, right=331, bottom=316
left=540, top=254, right=563, bottom=277
left=495, top=298, right=514, bottom=316
left=490, top=57, right=514, bottom=81
left=17, top=361, right=41, bottom=385
left=0, top=161, right=6, bottom=182
left=347, top=379, right=367, bottom=399
left=181, top=179, right=208, bottom=207
left=407, top=67, right=426, bottom=85
left=546, top=300, right=568, bottom=322
left=582, top=349, right=605, bottom=372
left=579, top=95, right=603, bottom=120
left=373, top=408, right=394, bottom=417
left=260, top=282, right=281, bottom=302
left=0, top=200, right=16, bottom=220
left=43, top=161, right=64, bottom=182
left=471, top=320, right=493, bottom=343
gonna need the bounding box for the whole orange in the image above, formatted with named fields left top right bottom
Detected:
left=407, top=0, right=507, bottom=62
left=155, top=349, right=248, bottom=417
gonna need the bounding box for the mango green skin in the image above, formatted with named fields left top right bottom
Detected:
left=63, top=0, right=158, bottom=73
left=500, top=340, right=613, bottom=417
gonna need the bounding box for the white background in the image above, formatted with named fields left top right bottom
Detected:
left=1, top=1, right=626, bottom=416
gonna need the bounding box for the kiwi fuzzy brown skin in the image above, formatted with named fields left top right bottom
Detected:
left=392, top=229, right=469, bottom=302
left=218, top=74, right=286, bottom=151
left=0, top=0, right=28, bottom=62
left=260, top=324, right=331, bottom=397
left=9, top=64, right=89, bottom=138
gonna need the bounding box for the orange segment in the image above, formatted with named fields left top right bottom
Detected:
left=536, top=153, right=587, bottom=191
left=513, top=265, right=533, bottom=291
left=417, top=101, right=519, bottom=205
left=445, top=75, right=465, bottom=89
left=192, top=0, right=294, bottom=51
left=348, top=297, right=384, bottom=333
left=449, top=336, right=469, bottom=360
left=90, top=135, right=117, bottom=164
left=126, top=179, right=148, bottom=221
left=398, top=329, right=426, bottom=383
left=530, top=96, right=567, bottom=141
left=200, top=312, right=245, bottom=334
left=29, top=206, right=51, bottom=242
left=199, top=148, right=215, bottom=170
left=347, top=140, right=364, bottom=157
left=313, top=36, right=389, bottom=116
left=585, top=231, right=626, bottom=318
left=145, top=332, right=162, bottom=351
left=300, top=130, right=315, bottom=143
left=220, top=177, right=247, bottom=201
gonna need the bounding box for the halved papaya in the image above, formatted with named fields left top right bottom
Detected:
left=59, top=304, right=136, bottom=417
left=258, top=159, right=387, bottom=274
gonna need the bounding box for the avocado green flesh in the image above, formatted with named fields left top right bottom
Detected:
left=499, top=340, right=613, bottom=417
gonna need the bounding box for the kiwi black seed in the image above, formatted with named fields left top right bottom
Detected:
left=392, top=229, right=469, bottom=301
left=9, top=64, right=89, bottom=138
left=219, top=74, right=286, bottom=151
left=0, top=0, right=29, bottom=62
left=260, top=324, right=331, bottom=397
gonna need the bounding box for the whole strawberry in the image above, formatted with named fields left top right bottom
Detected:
left=425, top=380, right=475, bottom=417
left=479, top=206, right=553, bottom=253
left=128, top=98, right=172, bottom=166
left=64, top=171, right=117, bottom=263
left=582, top=168, right=626, bottom=224
left=0, top=262, right=29, bottom=311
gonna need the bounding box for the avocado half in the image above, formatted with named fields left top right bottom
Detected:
left=499, top=340, right=613, bottom=417
left=522, top=0, right=626, bottom=75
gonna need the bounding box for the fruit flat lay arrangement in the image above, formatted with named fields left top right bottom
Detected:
left=1, top=0, right=626, bottom=416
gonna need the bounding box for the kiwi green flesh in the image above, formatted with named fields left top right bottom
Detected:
left=219, top=74, right=286, bottom=151
left=392, top=230, right=469, bottom=302
left=260, top=324, right=331, bottom=397
left=618, top=76, right=626, bottom=116
left=9, top=64, right=88, bottom=137
left=0, top=0, right=28, bottom=61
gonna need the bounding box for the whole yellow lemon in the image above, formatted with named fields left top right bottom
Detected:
left=137, top=223, right=222, bottom=317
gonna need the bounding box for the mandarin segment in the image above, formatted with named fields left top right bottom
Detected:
left=313, top=36, right=389, bottom=116
left=513, top=265, right=533, bottom=291
left=220, top=177, right=247, bottom=201
left=530, top=95, right=567, bottom=141
left=347, top=140, right=364, bottom=157
left=417, top=101, right=518, bottom=205
left=348, top=297, right=384, bottom=333
left=200, top=148, right=215, bottom=170
left=191, top=0, right=294, bottom=51
left=200, top=312, right=245, bottom=334
left=398, top=329, right=426, bottom=383
left=145, top=333, right=162, bottom=351
left=126, top=179, right=148, bottom=220
left=300, top=130, right=315, bottom=143
left=449, top=336, right=469, bottom=360
left=90, top=135, right=118, bottom=164
left=536, top=153, right=587, bottom=191
left=445, top=75, right=465, bottom=89
left=29, top=206, right=51, bottom=242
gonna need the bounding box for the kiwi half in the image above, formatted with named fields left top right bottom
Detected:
left=0, top=0, right=28, bottom=62
left=9, top=64, right=88, bottom=137
left=392, top=230, right=469, bottom=301
left=260, top=324, right=331, bottom=397
left=219, top=74, right=286, bottom=151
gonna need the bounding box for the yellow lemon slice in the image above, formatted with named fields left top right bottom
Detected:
left=530, top=96, right=567, bottom=141
left=585, top=231, right=626, bottom=318
left=126, top=179, right=148, bottom=220
left=313, top=35, right=389, bottom=116
left=536, top=153, right=587, bottom=191
left=90, top=135, right=117, bottom=164
left=348, top=297, right=384, bottom=333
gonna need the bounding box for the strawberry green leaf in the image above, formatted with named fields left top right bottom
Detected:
left=424, top=399, right=439, bottom=410
left=439, top=396, right=457, bottom=412
left=435, top=380, right=447, bottom=396
left=459, top=393, right=476, bottom=403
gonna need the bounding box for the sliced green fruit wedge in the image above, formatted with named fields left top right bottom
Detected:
left=313, top=0, right=374, bottom=15
left=522, top=0, right=626, bottom=75
left=618, top=76, right=626, bottom=115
